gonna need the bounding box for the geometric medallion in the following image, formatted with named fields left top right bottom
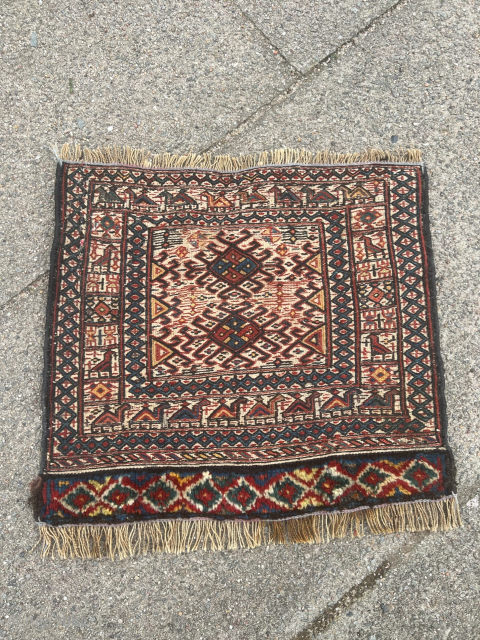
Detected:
left=208, top=245, right=260, bottom=285
left=208, top=313, right=262, bottom=353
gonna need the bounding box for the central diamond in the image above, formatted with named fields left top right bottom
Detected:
left=148, top=223, right=330, bottom=378
left=208, top=314, right=262, bottom=353
left=209, top=247, right=260, bottom=285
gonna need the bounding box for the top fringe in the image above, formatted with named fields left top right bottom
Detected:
left=56, top=144, right=422, bottom=172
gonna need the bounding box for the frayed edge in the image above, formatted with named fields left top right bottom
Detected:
left=34, top=495, right=461, bottom=560
left=29, top=476, right=44, bottom=521
left=55, top=144, right=422, bottom=171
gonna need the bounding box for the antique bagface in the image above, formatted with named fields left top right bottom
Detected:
left=35, top=148, right=460, bottom=557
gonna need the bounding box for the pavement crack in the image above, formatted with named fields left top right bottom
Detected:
left=203, top=0, right=408, bottom=154
left=288, top=561, right=392, bottom=639
left=228, top=0, right=302, bottom=74
left=0, top=270, right=49, bottom=314
left=288, top=530, right=428, bottom=639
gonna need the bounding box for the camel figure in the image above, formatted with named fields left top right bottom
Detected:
left=123, top=188, right=156, bottom=209
left=159, top=189, right=198, bottom=210
left=283, top=391, right=321, bottom=422
left=201, top=190, right=234, bottom=210
left=300, top=186, right=336, bottom=207
left=97, top=186, right=123, bottom=208
left=338, top=184, right=372, bottom=203
left=207, top=397, right=248, bottom=426
left=268, top=185, right=302, bottom=207
left=91, top=348, right=115, bottom=378
left=169, top=398, right=211, bottom=428
left=134, top=191, right=156, bottom=207
left=92, top=403, right=131, bottom=433
left=358, top=390, right=399, bottom=415
left=246, top=394, right=285, bottom=425
left=237, top=187, right=267, bottom=208
left=92, top=245, right=116, bottom=272
left=369, top=333, right=392, bottom=360
left=363, top=235, right=385, bottom=258
left=321, top=388, right=362, bottom=417
left=130, top=402, right=171, bottom=430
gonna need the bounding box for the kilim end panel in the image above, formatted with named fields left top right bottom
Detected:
left=33, top=148, right=460, bottom=557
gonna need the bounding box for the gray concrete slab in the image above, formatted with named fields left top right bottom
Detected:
left=322, top=507, right=480, bottom=639
left=233, top=0, right=398, bottom=73
left=0, top=277, right=47, bottom=514
left=0, top=0, right=295, bottom=307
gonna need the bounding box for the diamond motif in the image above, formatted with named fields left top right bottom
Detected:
left=358, top=466, right=390, bottom=492
left=359, top=210, right=380, bottom=225
left=103, top=483, right=138, bottom=507
left=143, top=478, right=178, bottom=509
left=94, top=301, right=111, bottom=316
left=186, top=477, right=222, bottom=512
left=90, top=382, right=111, bottom=400
left=404, top=461, right=438, bottom=489
left=60, top=484, right=97, bottom=513
left=226, top=480, right=259, bottom=511
left=208, top=314, right=262, bottom=353
left=314, top=469, right=352, bottom=499
left=370, top=366, right=391, bottom=384
left=368, top=287, right=385, bottom=304
left=209, top=247, right=260, bottom=285
left=267, top=477, right=305, bottom=506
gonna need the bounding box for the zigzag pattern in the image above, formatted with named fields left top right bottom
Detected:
left=42, top=452, right=447, bottom=524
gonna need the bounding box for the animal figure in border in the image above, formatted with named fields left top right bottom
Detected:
left=130, top=402, right=171, bottom=430
left=358, top=390, right=399, bottom=415
left=268, top=186, right=302, bottom=207
left=237, top=187, right=267, bottom=208
left=201, top=190, right=235, bottom=210
left=92, top=403, right=131, bottom=433
left=91, top=348, right=115, bottom=377
left=300, top=186, right=336, bottom=207
left=245, top=394, right=285, bottom=425
left=207, top=397, right=249, bottom=426
left=159, top=189, right=199, bottom=210
left=321, top=388, right=362, bottom=417
left=168, top=398, right=212, bottom=427
left=369, top=333, right=392, bottom=360
left=283, top=392, right=321, bottom=421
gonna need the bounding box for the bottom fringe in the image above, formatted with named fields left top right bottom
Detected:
left=36, top=495, right=461, bottom=559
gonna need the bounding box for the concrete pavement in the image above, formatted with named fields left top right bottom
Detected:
left=0, top=0, right=479, bottom=638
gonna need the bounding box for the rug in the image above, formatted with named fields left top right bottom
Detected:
left=32, top=145, right=461, bottom=558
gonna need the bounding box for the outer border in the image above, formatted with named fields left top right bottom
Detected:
left=40, top=162, right=64, bottom=475
left=39, top=160, right=456, bottom=496
left=419, top=166, right=456, bottom=494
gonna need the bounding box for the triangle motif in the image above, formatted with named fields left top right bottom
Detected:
left=302, top=324, right=327, bottom=355
left=151, top=338, right=173, bottom=367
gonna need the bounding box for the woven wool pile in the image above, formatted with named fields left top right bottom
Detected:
left=32, top=146, right=460, bottom=558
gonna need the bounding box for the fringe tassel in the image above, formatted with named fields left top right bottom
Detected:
left=36, top=495, right=461, bottom=560
left=55, top=144, right=422, bottom=171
